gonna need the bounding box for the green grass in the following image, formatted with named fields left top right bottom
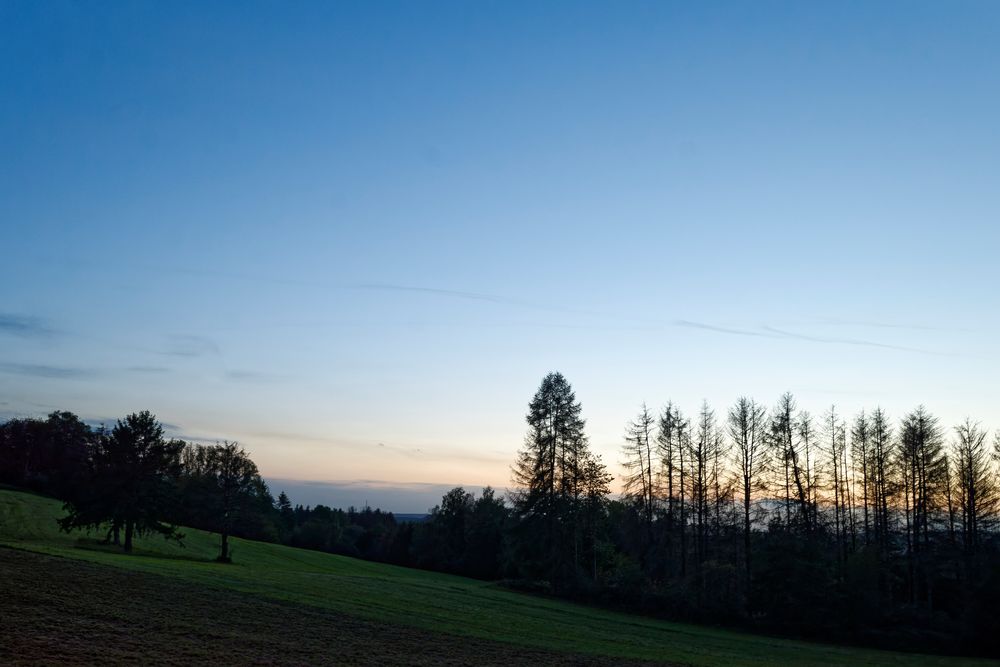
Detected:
left=0, top=548, right=634, bottom=666
left=0, top=489, right=991, bottom=667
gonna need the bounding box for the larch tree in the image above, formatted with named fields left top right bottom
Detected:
left=689, top=401, right=719, bottom=577
left=822, top=406, right=849, bottom=563
left=851, top=411, right=872, bottom=545
left=898, top=406, right=947, bottom=607
left=954, top=419, right=996, bottom=553
left=869, top=407, right=894, bottom=552
left=796, top=410, right=818, bottom=531
left=675, top=408, right=690, bottom=577
left=656, top=402, right=682, bottom=566
left=728, top=396, right=769, bottom=594
left=622, top=403, right=656, bottom=546
left=770, top=393, right=797, bottom=528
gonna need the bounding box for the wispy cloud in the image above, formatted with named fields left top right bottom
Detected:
left=54, top=257, right=585, bottom=314
left=161, top=335, right=220, bottom=357
left=809, top=317, right=970, bottom=333
left=126, top=365, right=170, bottom=374
left=224, top=370, right=283, bottom=383
left=349, top=283, right=554, bottom=310
left=0, top=314, right=56, bottom=339
left=673, top=320, right=780, bottom=339
left=672, top=320, right=956, bottom=356
left=761, top=326, right=951, bottom=355
left=244, top=428, right=507, bottom=466
left=375, top=441, right=511, bottom=466
left=0, top=362, right=97, bottom=379
left=377, top=441, right=423, bottom=457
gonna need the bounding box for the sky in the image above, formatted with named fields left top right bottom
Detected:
left=2, top=2, right=999, bottom=512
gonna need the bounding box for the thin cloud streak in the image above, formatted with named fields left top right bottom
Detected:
left=0, top=314, right=56, bottom=338
left=243, top=428, right=508, bottom=466
left=672, top=320, right=958, bottom=356
left=377, top=442, right=510, bottom=466
left=48, top=256, right=962, bottom=358
left=673, top=320, right=782, bottom=339
left=224, top=370, right=284, bottom=383
left=761, top=326, right=954, bottom=356
left=126, top=365, right=171, bottom=374
left=0, top=362, right=97, bottom=379
left=350, top=283, right=540, bottom=307
left=377, top=441, right=423, bottom=457
left=52, top=257, right=592, bottom=315
left=809, top=316, right=971, bottom=333
left=161, top=335, right=221, bottom=358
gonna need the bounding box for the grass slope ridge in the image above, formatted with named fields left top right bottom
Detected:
left=0, top=490, right=988, bottom=667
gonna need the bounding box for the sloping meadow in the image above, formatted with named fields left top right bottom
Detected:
left=0, top=489, right=990, bottom=667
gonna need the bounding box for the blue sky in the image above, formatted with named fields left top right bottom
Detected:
left=2, top=2, right=999, bottom=511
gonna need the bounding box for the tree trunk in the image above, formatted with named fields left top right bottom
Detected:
left=123, top=520, right=134, bottom=553
left=744, top=490, right=752, bottom=611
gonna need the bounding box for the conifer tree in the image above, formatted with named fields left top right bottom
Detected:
left=60, top=411, right=183, bottom=552
left=622, top=403, right=656, bottom=546
left=510, top=372, right=605, bottom=583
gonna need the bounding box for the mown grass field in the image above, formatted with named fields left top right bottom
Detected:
left=0, top=488, right=993, bottom=666
left=0, top=548, right=645, bottom=667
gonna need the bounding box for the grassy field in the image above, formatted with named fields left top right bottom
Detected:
left=0, top=489, right=993, bottom=666
left=0, top=548, right=647, bottom=666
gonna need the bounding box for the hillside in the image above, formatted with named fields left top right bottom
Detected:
left=0, top=489, right=991, bottom=667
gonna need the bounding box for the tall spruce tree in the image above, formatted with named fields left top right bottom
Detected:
left=510, top=372, right=605, bottom=584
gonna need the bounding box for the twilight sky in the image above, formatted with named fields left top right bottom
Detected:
left=2, top=2, right=999, bottom=512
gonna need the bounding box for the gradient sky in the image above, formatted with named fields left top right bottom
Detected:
left=2, top=2, right=999, bottom=511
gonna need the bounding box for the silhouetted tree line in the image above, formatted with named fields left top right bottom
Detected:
left=3, top=373, right=1000, bottom=656
left=495, top=374, right=1000, bottom=656
left=276, top=491, right=400, bottom=561
left=398, top=373, right=1000, bottom=656
left=0, top=410, right=398, bottom=563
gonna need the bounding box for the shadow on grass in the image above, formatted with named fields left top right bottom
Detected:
left=72, top=537, right=220, bottom=564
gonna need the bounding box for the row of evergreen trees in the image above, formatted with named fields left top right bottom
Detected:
left=504, top=373, right=1000, bottom=653
left=614, top=396, right=1000, bottom=611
